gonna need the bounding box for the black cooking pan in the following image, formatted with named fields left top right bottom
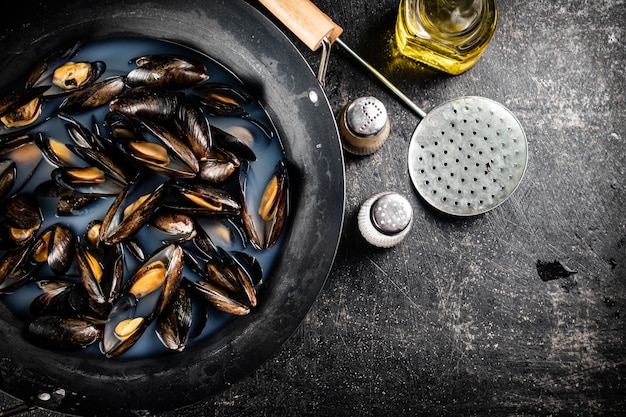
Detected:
left=0, top=0, right=345, bottom=415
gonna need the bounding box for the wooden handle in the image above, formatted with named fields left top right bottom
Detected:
left=259, top=0, right=343, bottom=51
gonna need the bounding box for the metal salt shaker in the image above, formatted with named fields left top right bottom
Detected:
left=339, top=96, right=390, bottom=155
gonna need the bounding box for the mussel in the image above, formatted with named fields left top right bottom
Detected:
left=0, top=192, right=43, bottom=247
left=51, top=164, right=127, bottom=197
left=167, top=182, right=240, bottom=217
left=30, top=223, right=76, bottom=276
left=46, top=132, right=131, bottom=197
left=239, top=160, right=288, bottom=250
left=212, top=125, right=256, bottom=162
left=58, top=75, right=126, bottom=113
left=99, top=174, right=169, bottom=245
left=156, top=286, right=192, bottom=352
left=188, top=249, right=260, bottom=316
left=57, top=112, right=105, bottom=151
left=196, top=147, right=240, bottom=184
left=123, top=117, right=199, bottom=178
left=75, top=243, right=123, bottom=305
left=0, top=132, right=37, bottom=155
left=30, top=281, right=75, bottom=318
left=101, top=293, right=146, bottom=357
left=0, top=243, right=40, bottom=293
left=192, top=83, right=251, bottom=118
left=126, top=54, right=209, bottom=89
left=149, top=208, right=197, bottom=243
left=0, top=86, right=49, bottom=129
left=101, top=244, right=183, bottom=357
left=36, top=135, right=83, bottom=167
left=52, top=61, right=106, bottom=91
left=28, top=316, right=102, bottom=350
left=0, top=159, right=16, bottom=200
left=28, top=280, right=111, bottom=321
left=175, top=100, right=212, bottom=162
left=109, top=86, right=180, bottom=121
left=192, top=83, right=273, bottom=138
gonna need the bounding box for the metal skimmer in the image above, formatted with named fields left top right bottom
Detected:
left=407, top=96, right=527, bottom=216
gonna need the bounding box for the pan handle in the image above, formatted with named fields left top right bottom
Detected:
left=259, top=0, right=427, bottom=118
left=258, top=0, right=343, bottom=51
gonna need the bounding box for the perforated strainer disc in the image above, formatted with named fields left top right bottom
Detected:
left=408, top=96, right=528, bottom=216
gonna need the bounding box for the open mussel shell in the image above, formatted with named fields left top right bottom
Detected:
left=0, top=159, right=16, bottom=200
left=0, top=85, right=49, bottom=129
left=76, top=242, right=123, bottom=305
left=188, top=248, right=260, bottom=316
left=130, top=117, right=199, bottom=178
left=102, top=244, right=183, bottom=357
left=258, top=160, right=288, bottom=249
left=227, top=250, right=260, bottom=308
left=192, top=82, right=251, bottom=118
left=211, top=125, right=256, bottom=162
left=239, top=160, right=288, bottom=250
left=0, top=192, right=43, bottom=247
left=183, top=247, right=235, bottom=291
left=35, top=134, right=84, bottom=168
left=190, top=280, right=250, bottom=316
left=0, top=86, right=49, bottom=118
left=51, top=60, right=106, bottom=91
left=75, top=243, right=106, bottom=304
left=101, top=293, right=146, bottom=357
left=99, top=174, right=169, bottom=245
left=167, top=182, right=240, bottom=217
left=51, top=165, right=127, bottom=197
left=188, top=219, right=220, bottom=260
left=57, top=75, right=126, bottom=113
left=192, top=83, right=273, bottom=138
left=57, top=112, right=104, bottom=150
left=30, top=223, right=76, bottom=276
left=0, top=243, right=40, bottom=293
left=125, top=243, right=184, bottom=316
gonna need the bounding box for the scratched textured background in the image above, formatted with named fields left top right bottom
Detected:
left=1, top=0, right=624, bottom=416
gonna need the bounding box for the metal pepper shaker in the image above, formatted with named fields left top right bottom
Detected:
left=339, top=96, right=390, bottom=155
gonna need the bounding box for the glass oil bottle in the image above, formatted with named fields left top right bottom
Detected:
left=395, top=0, right=498, bottom=75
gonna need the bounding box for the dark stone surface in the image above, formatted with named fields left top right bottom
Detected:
left=1, top=0, right=624, bottom=415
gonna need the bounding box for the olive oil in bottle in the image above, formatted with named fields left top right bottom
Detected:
left=395, top=0, right=498, bottom=75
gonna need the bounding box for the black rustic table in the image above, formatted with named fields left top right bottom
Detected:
left=1, top=0, right=624, bottom=416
